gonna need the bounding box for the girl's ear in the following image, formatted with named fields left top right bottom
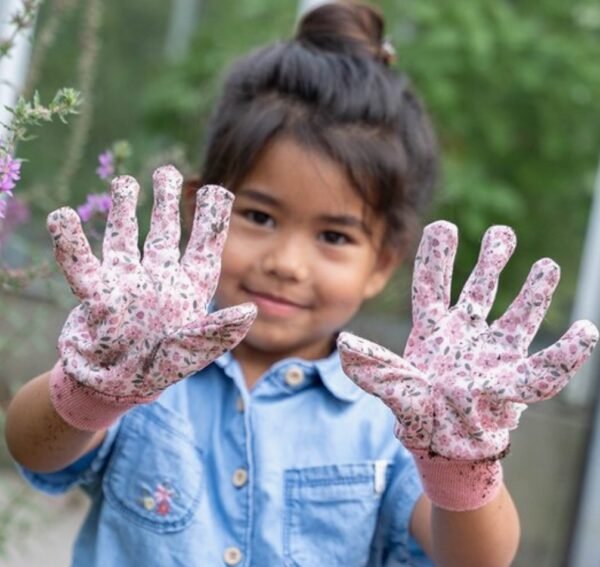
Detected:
left=363, top=245, right=404, bottom=300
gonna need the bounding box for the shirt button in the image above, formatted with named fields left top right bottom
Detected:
left=285, top=366, right=304, bottom=387
left=232, top=468, right=248, bottom=488
left=235, top=396, right=245, bottom=412
left=223, top=546, right=242, bottom=565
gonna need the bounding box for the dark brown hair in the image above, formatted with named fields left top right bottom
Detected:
left=187, top=1, right=439, bottom=250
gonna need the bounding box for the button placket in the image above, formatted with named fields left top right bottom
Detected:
left=224, top=364, right=252, bottom=565
left=235, top=396, right=245, bottom=412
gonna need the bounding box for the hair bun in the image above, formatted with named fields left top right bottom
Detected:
left=296, top=1, right=394, bottom=66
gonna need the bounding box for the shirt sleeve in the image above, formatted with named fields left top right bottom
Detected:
left=18, top=422, right=121, bottom=496
left=379, top=444, right=434, bottom=566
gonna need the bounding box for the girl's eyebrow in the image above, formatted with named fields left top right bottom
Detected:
left=236, top=188, right=280, bottom=207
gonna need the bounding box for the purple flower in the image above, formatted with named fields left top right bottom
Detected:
left=96, top=150, right=115, bottom=180
left=77, top=192, right=112, bottom=223
left=0, top=153, right=21, bottom=194
left=0, top=195, right=30, bottom=246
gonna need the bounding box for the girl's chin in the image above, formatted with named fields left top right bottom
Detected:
left=239, top=326, right=334, bottom=361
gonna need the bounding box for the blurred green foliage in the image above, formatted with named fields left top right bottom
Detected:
left=387, top=0, right=600, bottom=326
left=18, top=0, right=600, bottom=328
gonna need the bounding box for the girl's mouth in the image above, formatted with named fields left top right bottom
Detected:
left=242, top=287, right=308, bottom=317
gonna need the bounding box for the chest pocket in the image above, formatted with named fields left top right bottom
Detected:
left=283, top=461, right=389, bottom=567
left=103, top=403, right=204, bottom=534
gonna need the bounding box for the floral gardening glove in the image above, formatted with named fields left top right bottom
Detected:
left=338, top=221, right=598, bottom=510
left=47, top=165, right=256, bottom=431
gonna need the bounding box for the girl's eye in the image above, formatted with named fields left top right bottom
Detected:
left=243, top=209, right=274, bottom=227
left=320, top=231, right=352, bottom=245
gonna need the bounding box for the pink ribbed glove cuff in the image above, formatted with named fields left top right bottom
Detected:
left=49, top=363, right=158, bottom=431
left=411, top=449, right=503, bottom=511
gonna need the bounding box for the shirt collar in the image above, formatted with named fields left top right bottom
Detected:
left=313, top=349, right=364, bottom=403
left=214, top=350, right=236, bottom=373
left=214, top=349, right=364, bottom=403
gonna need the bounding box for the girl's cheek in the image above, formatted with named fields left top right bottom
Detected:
left=221, top=235, right=245, bottom=268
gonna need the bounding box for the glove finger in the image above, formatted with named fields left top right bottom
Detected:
left=181, top=185, right=234, bottom=309
left=456, top=225, right=516, bottom=321
left=516, top=320, right=598, bottom=403
left=47, top=207, right=101, bottom=301
left=158, top=303, right=257, bottom=377
left=142, top=166, right=183, bottom=274
left=337, top=333, right=429, bottom=401
left=338, top=332, right=432, bottom=448
left=411, top=221, right=458, bottom=337
left=490, top=258, right=560, bottom=352
left=102, top=175, right=141, bottom=262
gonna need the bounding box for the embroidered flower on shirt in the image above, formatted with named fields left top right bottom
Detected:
left=139, top=481, right=176, bottom=516
left=154, top=483, right=175, bottom=516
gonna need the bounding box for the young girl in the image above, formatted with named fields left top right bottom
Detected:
left=5, top=2, right=597, bottom=566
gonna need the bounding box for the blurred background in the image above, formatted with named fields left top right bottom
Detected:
left=1, top=0, right=599, bottom=565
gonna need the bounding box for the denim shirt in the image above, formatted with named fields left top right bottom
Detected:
left=21, top=351, right=432, bottom=566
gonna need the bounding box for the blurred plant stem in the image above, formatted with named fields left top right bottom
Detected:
left=23, top=0, right=80, bottom=97
left=0, top=262, right=51, bottom=292
left=0, top=0, right=80, bottom=294
left=49, top=0, right=103, bottom=207
left=2, top=89, right=81, bottom=152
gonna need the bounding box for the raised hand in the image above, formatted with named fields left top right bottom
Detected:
left=48, top=165, right=256, bottom=430
left=337, top=221, right=598, bottom=509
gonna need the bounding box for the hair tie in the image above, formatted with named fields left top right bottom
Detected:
left=381, top=37, right=397, bottom=65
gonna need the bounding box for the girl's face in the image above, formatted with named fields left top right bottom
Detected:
left=215, top=137, right=399, bottom=372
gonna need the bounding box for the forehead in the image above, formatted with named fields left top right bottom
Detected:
left=237, top=137, right=373, bottom=219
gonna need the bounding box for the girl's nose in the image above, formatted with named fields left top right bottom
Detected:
left=261, top=235, right=310, bottom=282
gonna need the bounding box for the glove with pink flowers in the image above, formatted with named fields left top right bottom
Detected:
left=47, top=165, right=256, bottom=431
left=337, top=221, right=598, bottom=511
